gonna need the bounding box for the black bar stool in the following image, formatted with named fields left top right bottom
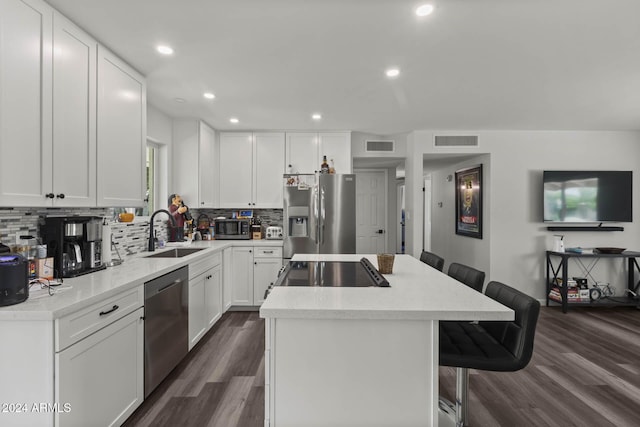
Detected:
left=439, top=281, right=541, bottom=426
left=420, top=250, right=445, bottom=272
left=447, top=262, right=485, bottom=293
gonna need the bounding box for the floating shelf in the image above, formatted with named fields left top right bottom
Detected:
left=546, top=226, right=624, bottom=232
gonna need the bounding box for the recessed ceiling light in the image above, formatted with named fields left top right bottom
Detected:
left=312, top=113, right=322, bottom=120
left=156, top=45, right=174, bottom=55
left=416, top=4, right=434, bottom=17
left=174, top=97, right=185, bottom=103
left=385, top=68, right=400, bottom=78
left=229, top=117, right=239, bottom=124
left=203, top=92, right=215, bottom=100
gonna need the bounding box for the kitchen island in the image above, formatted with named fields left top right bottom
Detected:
left=260, top=254, right=514, bottom=427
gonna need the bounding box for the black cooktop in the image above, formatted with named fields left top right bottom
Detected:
left=276, top=259, right=389, bottom=287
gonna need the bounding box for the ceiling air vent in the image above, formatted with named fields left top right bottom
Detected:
left=366, top=140, right=394, bottom=153
left=434, top=135, right=479, bottom=147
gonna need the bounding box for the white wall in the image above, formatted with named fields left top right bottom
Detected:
left=407, top=130, right=640, bottom=299
left=430, top=154, right=491, bottom=277
left=147, top=105, right=172, bottom=144
left=146, top=104, right=173, bottom=211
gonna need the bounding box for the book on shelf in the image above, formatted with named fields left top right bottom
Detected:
left=553, top=278, right=578, bottom=288
left=565, top=247, right=594, bottom=254
left=548, top=286, right=590, bottom=303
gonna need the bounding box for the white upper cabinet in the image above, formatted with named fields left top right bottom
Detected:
left=199, top=121, right=218, bottom=207
left=285, top=133, right=317, bottom=174
left=173, top=120, right=218, bottom=208
left=96, top=46, right=146, bottom=207
left=219, top=132, right=253, bottom=208
left=219, top=132, right=284, bottom=208
left=253, top=132, right=285, bottom=208
left=52, top=12, right=97, bottom=207
left=0, top=0, right=53, bottom=206
left=0, top=0, right=146, bottom=208
left=286, top=132, right=351, bottom=174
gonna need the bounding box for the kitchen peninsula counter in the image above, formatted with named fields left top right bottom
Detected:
left=259, top=254, right=513, bottom=427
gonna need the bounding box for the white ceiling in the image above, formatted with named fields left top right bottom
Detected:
left=47, top=0, right=640, bottom=135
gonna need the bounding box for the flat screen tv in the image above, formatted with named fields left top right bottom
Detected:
left=543, top=171, right=632, bottom=222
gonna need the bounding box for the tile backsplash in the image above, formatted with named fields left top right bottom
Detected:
left=0, top=207, right=283, bottom=260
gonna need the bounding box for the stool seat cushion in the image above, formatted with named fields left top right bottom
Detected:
left=440, top=321, right=521, bottom=371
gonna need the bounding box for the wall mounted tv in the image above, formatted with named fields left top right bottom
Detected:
left=543, top=170, right=632, bottom=223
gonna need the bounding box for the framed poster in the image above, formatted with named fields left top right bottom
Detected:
left=455, top=165, right=483, bottom=239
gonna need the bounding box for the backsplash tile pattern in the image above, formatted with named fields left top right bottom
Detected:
left=191, top=208, right=283, bottom=227
left=0, top=207, right=283, bottom=260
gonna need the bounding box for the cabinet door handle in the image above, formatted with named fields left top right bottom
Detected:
left=45, top=193, right=55, bottom=199
left=99, top=305, right=119, bottom=316
left=264, top=250, right=274, bottom=254
left=56, top=193, right=65, bottom=199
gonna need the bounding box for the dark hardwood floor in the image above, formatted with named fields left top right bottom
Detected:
left=124, top=306, right=640, bottom=427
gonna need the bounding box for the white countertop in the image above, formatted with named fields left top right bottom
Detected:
left=259, top=254, right=514, bottom=321
left=0, top=239, right=282, bottom=321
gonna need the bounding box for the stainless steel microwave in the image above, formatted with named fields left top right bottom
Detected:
left=215, top=219, right=251, bottom=239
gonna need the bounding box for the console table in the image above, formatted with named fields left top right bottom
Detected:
left=546, top=250, right=640, bottom=313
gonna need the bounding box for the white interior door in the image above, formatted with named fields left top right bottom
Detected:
left=355, top=170, right=387, bottom=254
left=423, top=178, right=432, bottom=252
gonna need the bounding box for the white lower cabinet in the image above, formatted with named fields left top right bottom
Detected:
left=188, top=252, right=223, bottom=350
left=55, top=307, right=144, bottom=427
left=253, top=251, right=283, bottom=306
left=231, top=246, right=282, bottom=306
left=231, top=246, right=254, bottom=305
left=189, top=273, right=207, bottom=348
left=223, top=247, right=233, bottom=311
left=206, top=265, right=222, bottom=329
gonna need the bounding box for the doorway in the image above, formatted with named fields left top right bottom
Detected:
left=355, top=170, right=388, bottom=253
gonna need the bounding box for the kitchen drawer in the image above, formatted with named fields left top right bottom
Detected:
left=254, top=247, right=282, bottom=258
left=56, top=286, right=144, bottom=352
left=189, top=251, right=222, bottom=278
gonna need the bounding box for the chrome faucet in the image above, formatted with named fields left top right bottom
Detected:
left=148, top=209, right=176, bottom=251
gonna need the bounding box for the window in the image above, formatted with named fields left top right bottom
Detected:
left=115, top=142, right=161, bottom=219
left=136, top=143, right=158, bottom=216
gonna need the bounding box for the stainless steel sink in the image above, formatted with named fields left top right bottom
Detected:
left=145, top=248, right=205, bottom=258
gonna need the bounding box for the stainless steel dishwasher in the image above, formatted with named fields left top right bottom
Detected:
left=144, top=266, right=188, bottom=398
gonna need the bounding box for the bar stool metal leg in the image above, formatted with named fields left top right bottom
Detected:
left=455, top=367, right=469, bottom=427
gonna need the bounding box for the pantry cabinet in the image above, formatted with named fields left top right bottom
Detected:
left=173, top=120, right=218, bottom=208
left=285, top=132, right=352, bottom=175
left=218, top=132, right=285, bottom=208
left=96, top=46, right=146, bottom=207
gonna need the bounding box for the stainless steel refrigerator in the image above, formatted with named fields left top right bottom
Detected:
left=283, top=174, right=356, bottom=260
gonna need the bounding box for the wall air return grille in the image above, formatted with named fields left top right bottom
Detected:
left=365, top=140, right=395, bottom=153
left=434, top=135, right=479, bottom=147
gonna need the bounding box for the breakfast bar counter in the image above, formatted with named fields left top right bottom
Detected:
left=260, top=254, right=513, bottom=427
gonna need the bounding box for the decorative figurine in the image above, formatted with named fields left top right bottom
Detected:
left=168, top=194, right=193, bottom=241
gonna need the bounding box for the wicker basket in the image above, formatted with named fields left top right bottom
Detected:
left=377, top=254, right=395, bottom=274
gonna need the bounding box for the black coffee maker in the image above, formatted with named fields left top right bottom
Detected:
left=40, top=216, right=106, bottom=278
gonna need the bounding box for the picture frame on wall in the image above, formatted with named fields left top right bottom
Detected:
left=455, top=165, right=483, bottom=239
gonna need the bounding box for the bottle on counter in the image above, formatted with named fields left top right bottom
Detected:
left=329, top=158, right=336, bottom=174
left=320, top=155, right=329, bottom=174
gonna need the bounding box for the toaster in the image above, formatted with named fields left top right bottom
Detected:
left=265, top=226, right=283, bottom=240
